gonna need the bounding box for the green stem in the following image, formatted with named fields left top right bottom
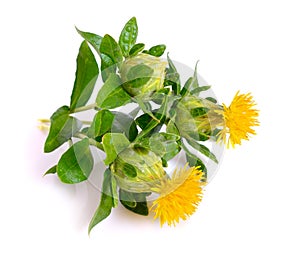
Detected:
left=71, top=103, right=97, bottom=113
left=74, top=133, right=104, bottom=151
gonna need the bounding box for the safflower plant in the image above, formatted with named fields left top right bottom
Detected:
left=40, top=17, right=259, bottom=233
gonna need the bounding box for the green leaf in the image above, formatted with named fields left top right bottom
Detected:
left=135, top=112, right=162, bottom=134
left=70, top=41, right=99, bottom=111
left=151, top=88, right=170, bottom=104
left=210, top=128, right=222, bottom=141
left=122, top=163, right=138, bottom=178
left=119, top=189, right=149, bottom=216
left=190, top=86, right=211, bottom=95
left=88, top=169, right=114, bottom=234
left=102, top=133, right=130, bottom=165
left=100, top=34, right=123, bottom=65
left=149, top=134, right=166, bottom=157
left=180, top=77, right=193, bottom=97
left=163, top=141, right=181, bottom=162
left=147, top=44, right=166, bottom=57
left=119, top=189, right=136, bottom=208
left=119, top=17, right=138, bottom=57
left=149, top=133, right=180, bottom=159
left=205, top=97, right=217, bottom=103
left=197, top=132, right=211, bottom=141
left=185, top=153, right=207, bottom=181
left=80, top=127, right=89, bottom=135
left=57, top=138, right=94, bottom=183
left=100, top=53, right=116, bottom=82
left=135, top=95, right=170, bottom=141
left=87, top=110, right=114, bottom=140
left=111, top=112, right=138, bottom=142
left=96, top=73, right=131, bottom=109
left=127, top=64, right=153, bottom=82
left=124, top=64, right=154, bottom=88
left=134, top=97, right=159, bottom=123
left=180, top=62, right=199, bottom=96
left=129, top=43, right=145, bottom=57
left=75, top=27, right=102, bottom=55
left=166, top=121, right=180, bottom=137
left=165, top=54, right=180, bottom=94
left=187, top=139, right=218, bottom=163
left=111, top=175, right=118, bottom=207
left=43, top=165, right=57, bottom=176
left=44, top=106, right=82, bottom=153
left=190, top=107, right=209, bottom=117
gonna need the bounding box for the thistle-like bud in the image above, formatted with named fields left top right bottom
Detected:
left=175, top=95, right=223, bottom=140
left=111, top=146, right=166, bottom=193
left=120, top=53, right=167, bottom=99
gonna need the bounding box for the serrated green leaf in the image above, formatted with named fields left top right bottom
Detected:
left=75, top=27, right=102, bottom=55
left=147, top=44, right=166, bottom=57
left=88, top=169, right=114, bottom=234
left=87, top=110, right=114, bottom=140
left=70, top=41, right=99, bottom=111
left=119, top=17, right=138, bottom=57
left=96, top=73, right=131, bottom=109
left=44, top=106, right=82, bottom=153
left=57, top=138, right=94, bottom=183
left=187, top=139, right=218, bottom=163
left=111, top=112, right=138, bottom=142
left=119, top=189, right=149, bottom=216
left=100, top=34, right=123, bottom=65
left=43, top=165, right=57, bottom=176
left=102, top=133, right=130, bottom=165
left=129, top=43, right=145, bottom=57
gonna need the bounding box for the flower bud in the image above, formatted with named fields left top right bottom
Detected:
left=120, top=53, right=167, bottom=99
left=111, top=146, right=166, bottom=193
left=175, top=95, right=222, bottom=140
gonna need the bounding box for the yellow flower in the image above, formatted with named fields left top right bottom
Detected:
left=151, top=165, right=206, bottom=227
left=219, top=91, right=259, bottom=148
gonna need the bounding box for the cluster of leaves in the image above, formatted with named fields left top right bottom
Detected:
left=43, top=17, right=219, bottom=233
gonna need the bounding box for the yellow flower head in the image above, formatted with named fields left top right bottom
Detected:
left=219, top=91, right=259, bottom=148
left=151, top=165, right=206, bottom=227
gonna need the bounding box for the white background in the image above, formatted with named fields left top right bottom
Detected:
left=1, top=0, right=300, bottom=256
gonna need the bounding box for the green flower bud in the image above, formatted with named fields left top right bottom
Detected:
left=175, top=95, right=222, bottom=140
left=111, top=146, right=166, bottom=193
left=120, top=53, right=167, bottom=99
